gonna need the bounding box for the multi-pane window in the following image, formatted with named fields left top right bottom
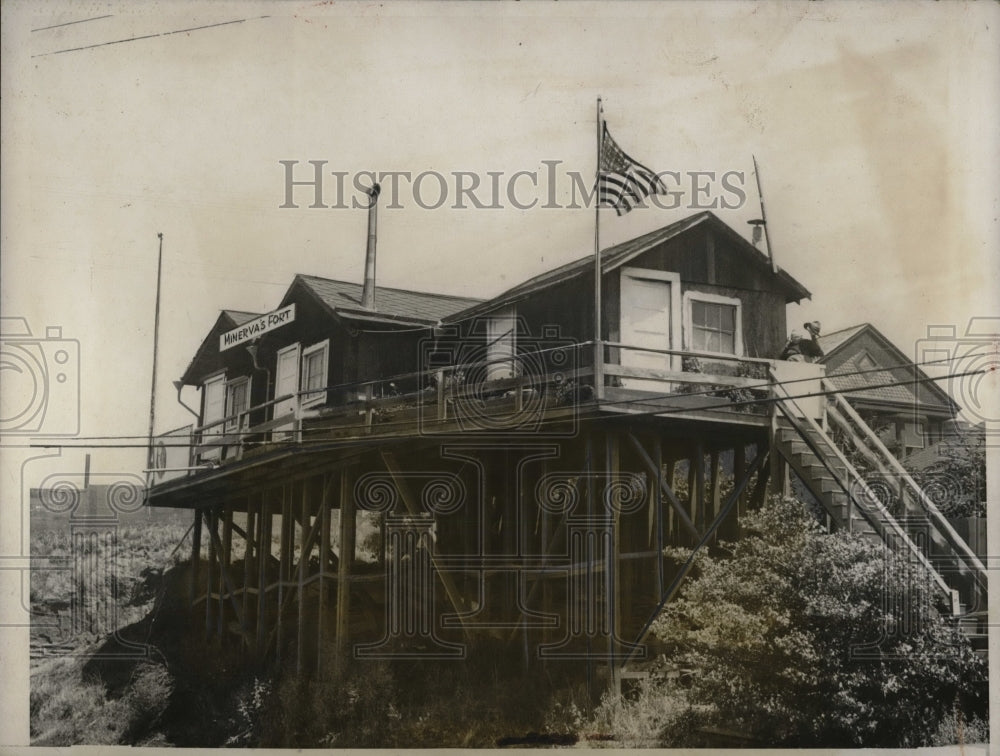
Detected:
left=301, top=340, right=329, bottom=407
left=690, top=299, right=737, bottom=354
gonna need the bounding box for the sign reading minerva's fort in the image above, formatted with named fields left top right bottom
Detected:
left=220, top=304, right=296, bottom=351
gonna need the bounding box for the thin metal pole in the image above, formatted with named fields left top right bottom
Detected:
left=752, top=156, right=777, bottom=273
left=145, top=233, right=164, bottom=498
left=594, top=98, right=605, bottom=400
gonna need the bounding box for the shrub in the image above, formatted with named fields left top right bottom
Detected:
left=600, top=496, right=988, bottom=748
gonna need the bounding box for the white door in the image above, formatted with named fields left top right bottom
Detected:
left=201, top=374, right=225, bottom=460
left=274, top=343, right=301, bottom=427
left=619, top=269, right=681, bottom=391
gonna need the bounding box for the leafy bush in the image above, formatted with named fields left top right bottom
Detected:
left=910, top=431, right=986, bottom=518
left=601, top=496, right=990, bottom=748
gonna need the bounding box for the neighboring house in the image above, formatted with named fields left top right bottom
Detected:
left=817, top=323, right=959, bottom=459
left=903, top=418, right=983, bottom=472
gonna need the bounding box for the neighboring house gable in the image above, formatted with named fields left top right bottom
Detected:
left=818, top=323, right=959, bottom=457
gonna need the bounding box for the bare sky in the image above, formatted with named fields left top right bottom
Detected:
left=2, top=0, right=998, bottom=476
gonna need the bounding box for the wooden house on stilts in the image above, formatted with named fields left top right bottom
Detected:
left=147, top=209, right=987, bottom=690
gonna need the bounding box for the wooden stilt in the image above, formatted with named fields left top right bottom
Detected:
left=220, top=506, right=232, bottom=639
left=653, top=436, right=664, bottom=601
left=242, top=497, right=256, bottom=649
left=733, top=443, right=747, bottom=539
left=709, top=449, right=721, bottom=545
left=277, top=485, right=290, bottom=664
left=606, top=431, right=622, bottom=697
left=190, top=508, right=202, bottom=606
left=256, top=492, right=271, bottom=658
left=768, top=422, right=787, bottom=499
left=317, top=475, right=331, bottom=676
left=664, top=456, right=675, bottom=544
left=751, top=447, right=771, bottom=507
left=540, top=455, right=551, bottom=657
left=205, top=510, right=214, bottom=640
left=692, top=443, right=705, bottom=534
left=336, top=469, right=356, bottom=665
left=584, top=433, right=595, bottom=702
left=297, top=478, right=309, bottom=674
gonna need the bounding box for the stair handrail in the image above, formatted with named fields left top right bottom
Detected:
left=769, top=369, right=953, bottom=598
left=822, top=378, right=987, bottom=579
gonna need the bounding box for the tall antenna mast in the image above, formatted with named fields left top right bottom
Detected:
left=751, top=155, right=778, bottom=273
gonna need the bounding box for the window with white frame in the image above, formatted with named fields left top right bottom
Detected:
left=684, top=292, right=743, bottom=356
left=300, top=339, right=330, bottom=407
left=224, top=376, right=251, bottom=432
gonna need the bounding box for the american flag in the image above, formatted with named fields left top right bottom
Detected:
left=596, top=123, right=667, bottom=215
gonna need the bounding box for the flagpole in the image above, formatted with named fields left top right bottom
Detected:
left=594, top=97, right=604, bottom=401
left=145, top=232, right=164, bottom=503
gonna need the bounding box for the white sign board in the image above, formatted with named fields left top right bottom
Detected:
left=220, top=304, right=296, bottom=351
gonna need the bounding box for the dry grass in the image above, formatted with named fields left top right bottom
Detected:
left=29, top=514, right=190, bottom=745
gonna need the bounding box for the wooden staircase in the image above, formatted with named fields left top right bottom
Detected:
left=771, top=374, right=988, bottom=657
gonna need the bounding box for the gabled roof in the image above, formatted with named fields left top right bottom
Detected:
left=818, top=322, right=959, bottom=415
left=180, top=309, right=262, bottom=385
left=222, top=310, right=261, bottom=326
left=286, top=274, right=482, bottom=327
left=816, top=324, right=868, bottom=357
left=444, top=211, right=811, bottom=322
left=180, top=279, right=482, bottom=385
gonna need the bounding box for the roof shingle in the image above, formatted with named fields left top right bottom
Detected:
left=444, top=211, right=810, bottom=322
left=294, top=275, right=482, bottom=325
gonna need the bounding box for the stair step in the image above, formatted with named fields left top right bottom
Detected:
left=813, top=477, right=841, bottom=493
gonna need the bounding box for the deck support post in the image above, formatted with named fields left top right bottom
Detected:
left=750, top=447, right=772, bottom=508
left=220, top=506, right=232, bottom=639
left=204, top=510, right=214, bottom=639
left=336, top=468, right=356, bottom=667
left=732, top=443, right=747, bottom=539
left=190, top=508, right=202, bottom=606
left=317, top=475, right=331, bottom=676
left=690, top=443, right=705, bottom=538
left=653, top=435, right=664, bottom=601
left=297, top=478, right=310, bottom=674
left=709, top=449, right=721, bottom=545
left=256, top=492, right=271, bottom=658
left=664, top=454, right=675, bottom=544
left=277, top=485, right=290, bottom=664
left=606, top=430, right=622, bottom=697
left=539, top=454, right=551, bottom=658
left=242, top=497, right=256, bottom=650
left=768, top=423, right=787, bottom=499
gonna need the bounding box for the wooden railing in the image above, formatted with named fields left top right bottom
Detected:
left=768, top=367, right=956, bottom=601
left=822, top=378, right=987, bottom=611
left=151, top=342, right=783, bottom=484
